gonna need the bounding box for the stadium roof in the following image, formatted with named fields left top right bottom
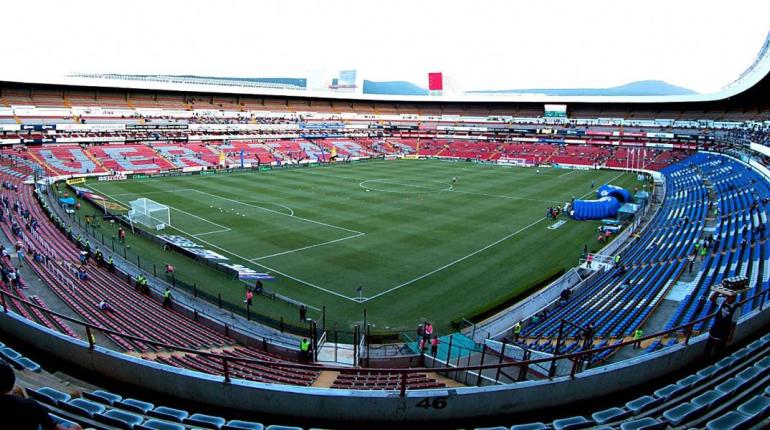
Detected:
left=1, top=26, right=769, bottom=106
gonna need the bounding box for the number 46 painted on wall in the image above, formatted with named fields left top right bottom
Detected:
left=416, top=397, right=447, bottom=409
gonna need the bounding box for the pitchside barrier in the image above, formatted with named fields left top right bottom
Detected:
left=0, top=288, right=768, bottom=423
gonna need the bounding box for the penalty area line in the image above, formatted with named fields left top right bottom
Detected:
left=250, top=232, right=365, bottom=261
left=92, top=189, right=362, bottom=303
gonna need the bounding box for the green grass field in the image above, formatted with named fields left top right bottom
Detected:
left=78, top=160, right=638, bottom=336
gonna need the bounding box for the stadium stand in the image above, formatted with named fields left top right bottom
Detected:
left=88, top=144, right=176, bottom=173
left=520, top=153, right=770, bottom=361
left=148, top=143, right=215, bottom=169
left=2, top=69, right=770, bottom=428
left=28, top=144, right=107, bottom=176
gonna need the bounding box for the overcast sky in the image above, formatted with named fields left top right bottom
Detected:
left=4, top=0, right=770, bottom=93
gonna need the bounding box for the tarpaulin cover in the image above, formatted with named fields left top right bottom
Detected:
left=571, top=196, right=621, bottom=220
left=596, top=184, right=632, bottom=204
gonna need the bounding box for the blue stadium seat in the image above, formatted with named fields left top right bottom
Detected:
left=97, top=409, right=144, bottom=429
left=0, top=346, right=21, bottom=360
left=15, top=357, right=41, bottom=372
left=736, top=366, right=763, bottom=381
left=551, top=416, right=592, bottom=430
left=184, top=413, right=227, bottom=428
left=731, top=348, right=751, bottom=360
left=653, top=383, right=685, bottom=400
left=737, top=395, right=770, bottom=423
left=618, top=417, right=666, bottom=430
left=223, top=420, right=265, bottom=430
left=625, top=395, right=663, bottom=415
left=61, top=398, right=106, bottom=418
left=662, top=402, right=702, bottom=426
left=705, top=411, right=752, bottom=430
left=473, top=427, right=507, bottom=430
left=149, top=406, right=189, bottom=422
left=691, top=390, right=727, bottom=408
left=697, top=365, right=720, bottom=378
left=118, top=398, right=155, bottom=414
left=754, top=356, right=770, bottom=370
left=28, top=387, right=71, bottom=405
left=591, top=407, right=631, bottom=424
left=676, top=373, right=705, bottom=388
left=137, top=420, right=186, bottom=430
left=49, top=413, right=80, bottom=430
left=715, top=356, right=738, bottom=369
left=715, top=377, right=750, bottom=395
left=509, top=423, right=547, bottom=430
left=83, top=389, right=122, bottom=405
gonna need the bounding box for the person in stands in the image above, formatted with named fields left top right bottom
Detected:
left=512, top=321, right=522, bottom=342
left=162, top=287, right=173, bottom=308
left=430, top=336, right=439, bottom=357
left=299, top=338, right=311, bottom=362
left=0, top=362, right=81, bottom=430
left=98, top=300, right=113, bottom=312
left=245, top=290, right=253, bottom=307
left=705, top=292, right=741, bottom=359
left=423, top=321, right=434, bottom=341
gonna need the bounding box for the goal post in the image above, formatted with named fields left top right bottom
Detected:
left=128, top=198, right=171, bottom=231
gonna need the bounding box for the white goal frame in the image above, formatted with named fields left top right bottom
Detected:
left=128, top=198, right=171, bottom=231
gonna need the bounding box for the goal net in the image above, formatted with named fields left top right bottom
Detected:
left=497, top=157, right=533, bottom=167
left=128, top=198, right=170, bottom=230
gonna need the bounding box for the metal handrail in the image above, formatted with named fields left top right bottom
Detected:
left=1, top=282, right=767, bottom=396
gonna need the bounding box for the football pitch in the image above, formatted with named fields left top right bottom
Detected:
left=83, top=160, right=639, bottom=335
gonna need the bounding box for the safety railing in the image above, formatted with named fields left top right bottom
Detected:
left=1, top=284, right=767, bottom=396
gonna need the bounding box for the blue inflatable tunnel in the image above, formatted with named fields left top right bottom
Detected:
left=571, top=196, right=621, bottom=221
left=596, top=184, right=632, bottom=204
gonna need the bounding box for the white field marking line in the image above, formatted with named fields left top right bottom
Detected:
left=189, top=189, right=364, bottom=235
left=361, top=170, right=629, bottom=303
left=103, top=188, right=197, bottom=198
left=362, top=217, right=548, bottom=303
left=166, top=206, right=232, bottom=231
left=93, top=191, right=361, bottom=302
left=193, top=228, right=232, bottom=237
left=572, top=171, right=627, bottom=201
left=250, top=232, right=365, bottom=261
left=557, top=169, right=579, bottom=178
left=358, top=178, right=452, bottom=193
left=449, top=189, right=561, bottom=204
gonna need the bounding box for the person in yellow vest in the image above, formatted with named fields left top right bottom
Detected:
left=299, top=338, right=311, bottom=362
left=633, top=328, right=644, bottom=349
left=162, top=287, right=172, bottom=308
left=512, top=321, right=522, bottom=342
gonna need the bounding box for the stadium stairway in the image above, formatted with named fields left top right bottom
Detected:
left=406, top=332, right=482, bottom=361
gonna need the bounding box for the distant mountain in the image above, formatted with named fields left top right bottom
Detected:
left=363, top=80, right=428, bottom=96
left=468, top=80, right=698, bottom=96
